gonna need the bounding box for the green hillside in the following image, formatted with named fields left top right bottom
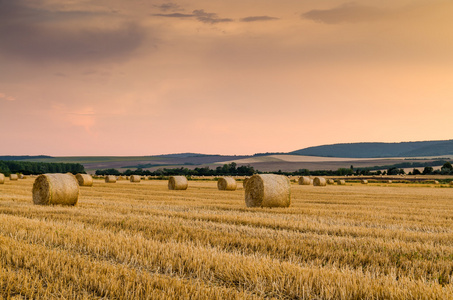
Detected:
left=290, top=140, right=453, bottom=158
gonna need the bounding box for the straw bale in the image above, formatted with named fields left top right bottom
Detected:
left=327, top=179, right=335, bottom=185
left=217, top=177, right=237, bottom=191
left=75, top=174, right=93, bottom=186
left=32, top=173, right=79, bottom=205
left=243, top=177, right=250, bottom=188
left=168, top=176, right=188, bottom=190
left=105, top=175, right=117, bottom=183
left=361, top=179, right=368, bottom=184
left=434, top=180, right=439, bottom=184
left=337, top=179, right=346, bottom=185
left=10, top=174, right=18, bottom=181
left=130, top=175, right=141, bottom=183
left=245, top=174, right=291, bottom=208
left=313, top=177, right=327, bottom=186
left=0, top=173, right=4, bottom=184
left=387, top=180, right=392, bottom=184
left=298, top=176, right=311, bottom=185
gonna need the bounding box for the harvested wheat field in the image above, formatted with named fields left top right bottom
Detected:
left=1, top=177, right=453, bottom=299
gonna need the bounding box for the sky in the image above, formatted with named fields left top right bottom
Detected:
left=1, top=0, right=452, bottom=156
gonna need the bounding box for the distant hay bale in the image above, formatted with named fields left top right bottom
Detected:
left=168, top=176, right=188, bottom=190
left=298, top=176, right=311, bottom=185
left=19, top=174, right=24, bottom=179
left=313, top=177, right=327, bottom=186
left=245, top=174, right=291, bottom=208
left=0, top=173, right=4, bottom=184
left=105, top=175, right=117, bottom=183
left=450, top=181, right=453, bottom=186
left=10, top=174, right=18, bottom=181
left=32, top=173, right=79, bottom=206
left=337, top=179, right=346, bottom=185
left=130, top=175, right=141, bottom=183
left=387, top=180, right=392, bottom=184
left=327, top=179, right=335, bottom=185
left=361, top=179, right=368, bottom=184
left=434, top=180, right=439, bottom=184
left=217, top=177, right=237, bottom=191
left=75, top=174, right=93, bottom=187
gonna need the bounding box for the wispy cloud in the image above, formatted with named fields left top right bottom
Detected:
left=240, top=16, right=279, bottom=22
left=153, top=9, right=233, bottom=24
left=302, top=2, right=385, bottom=24
left=0, top=93, right=16, bottom=101
left=154, top=3, right=183, bottom=12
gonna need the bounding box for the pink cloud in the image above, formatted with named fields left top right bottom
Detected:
left=0, top=92, right=16, bottom=101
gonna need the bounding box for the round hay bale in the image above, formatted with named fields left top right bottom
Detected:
left=245, top=174, right=291, bottom=208
left=19, top=174, right=24, bottom=179
left=313, top=177, right=326, bottom=186
left=361, top=179, right=368, bottom=184
left=105, top=175, right=117, bottom=183
left=243, top=177, right=250, bottom=188
left=327, top=179, right=335, bottom=185
left=298, top=176, right=311, bottom=185
left=337, top=179, right=346, bottom=185
left=130, top=175, right=141, bottom=183
left=10, top=174, right=18, bottom=181
left=434, top=180, right=439, bottom=184
left=75, top=174, right=93, bottom=186
left=387, top=180, right=392, bottom=184
left=0, top=173, right=4, bottom=184
left=217, top=177, right=237, bottom=191
left=32, top=173, right=79, bottom=206
left=168, top=176, right=188, bottom=190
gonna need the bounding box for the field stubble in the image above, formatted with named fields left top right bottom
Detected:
left=1, top=178, right=453, bottom=299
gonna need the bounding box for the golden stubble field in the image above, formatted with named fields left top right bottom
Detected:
left=1, top=178, right=453, bottom=299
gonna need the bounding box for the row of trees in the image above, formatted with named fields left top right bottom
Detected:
left=95, top=161, right=453, bottom=177
left=95, top=162, right=256, bottom=177
left=0, top=160, right=85, bottom=176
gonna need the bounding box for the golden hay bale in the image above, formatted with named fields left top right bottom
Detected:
left=245, top=174, right=291, bottom=208
left=32, top=173, right=79, bottom=206
left=130, top=175, right=141, bottom=183
left=361, top=179, right=368, bottom=184
left=0, top=173, right=4, bottom=184
left=434, top=180, right=439, bottom=184
left=10, top=174, right=18, bottom=181
left=19, top=174, right=24, bottom=179
left=243, top=177, right=250, bottom=188
left=75, top=174, right=93, bottom=187
left=313, top=177, right=327, bottom=186
left=298, top=176, right=311, bottom=185
left=327, top=179, right=335, bottom=185
left=337, top=179, right=346, bottom=185
left=168, top=176, right=188, bottom=190
left=105, top=175, right=117, bottom=183
left=387, top=180, right=392, bottom=184
left=217, top=177, right=237, bottom=191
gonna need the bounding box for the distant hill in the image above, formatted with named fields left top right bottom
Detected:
left=290, top=140, right=453, bottom=158
left=0, top=155, right=53, bottom=161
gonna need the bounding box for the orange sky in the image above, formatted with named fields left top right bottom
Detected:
left=1, top=0, right=452, bottom=156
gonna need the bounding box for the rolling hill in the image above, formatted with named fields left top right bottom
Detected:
left=289, top=140, right=453, bottom=158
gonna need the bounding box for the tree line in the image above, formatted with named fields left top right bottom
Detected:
left=95, top=161, right=453, bottom=177
left=0, top=160, right=85, bottom=176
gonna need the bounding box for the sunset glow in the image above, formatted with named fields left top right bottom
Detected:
left=1, top=0, right=452, bottom=156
